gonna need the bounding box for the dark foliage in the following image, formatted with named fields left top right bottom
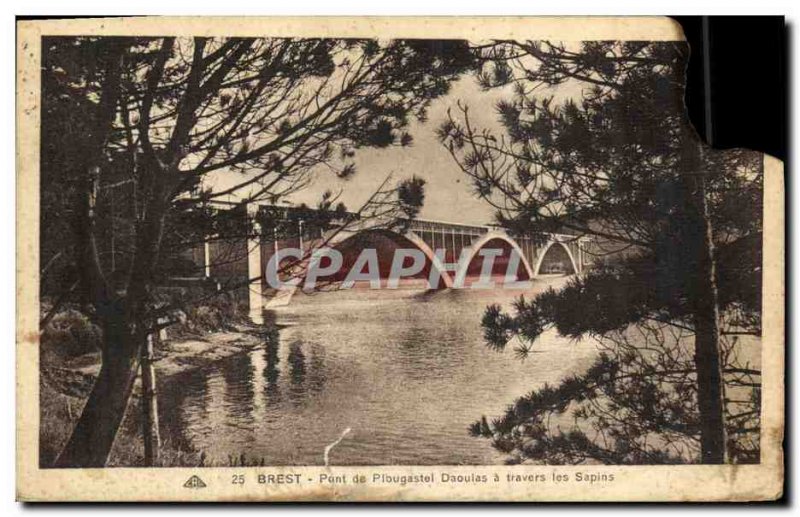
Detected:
left=41, top=36, right=477, bottom=467
left=441, top=41, right=762, bottom=464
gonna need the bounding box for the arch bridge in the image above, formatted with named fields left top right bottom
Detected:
left=238, top=216, right=591, bottom=320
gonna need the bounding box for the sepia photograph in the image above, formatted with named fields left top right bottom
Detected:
left=15, top=16, right=784, bottom=502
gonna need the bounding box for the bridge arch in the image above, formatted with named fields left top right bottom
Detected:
left=312, top=227, right=453, bottom=289
left=400, top=230, right=454, bottom=289
left=263, top=227, right=452, bottom=308
left=453, top=231, right=535, bottom=286
left=533, top=240, right=579, bottom=276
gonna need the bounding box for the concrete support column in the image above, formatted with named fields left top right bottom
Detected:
left=203, top=240, right=211, bottom=278
left=298, top=220, right=305, bottom=255
left=247, top=203, right=264, bottom=325
left=450, top=228, right=458, bottom=264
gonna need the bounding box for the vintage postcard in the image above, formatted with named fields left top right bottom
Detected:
left=17, top=16, right=784, bottom=501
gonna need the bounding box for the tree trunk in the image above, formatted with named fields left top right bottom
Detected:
left=54, top=322, right=141, bottom=468
left=693, top=305, right=726, bottom=464
left=687, top=166, right=727, bottom=464
left=141, top=333, right=161, bottom=466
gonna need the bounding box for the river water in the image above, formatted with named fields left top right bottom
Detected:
left=159, top=276, right=600, bottom=466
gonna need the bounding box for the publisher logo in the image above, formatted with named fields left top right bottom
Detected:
left=184, top=475, right=207, bottom=489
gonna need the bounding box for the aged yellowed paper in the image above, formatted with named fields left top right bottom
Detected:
left=17, top=16, right=783, bottom=501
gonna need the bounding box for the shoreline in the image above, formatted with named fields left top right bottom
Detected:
left=42, top=324, right=267, bottom=398
left=40, top=324, right=269, bottom=467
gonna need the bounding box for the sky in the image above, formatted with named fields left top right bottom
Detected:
left=207, top=61, right=583, bottom=227
left=285, top=76, right=504, bottom=226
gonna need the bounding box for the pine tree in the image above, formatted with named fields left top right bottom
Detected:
left=440, top=41, right=762, bottom=464
left=41, top=36, right=476, bottom=467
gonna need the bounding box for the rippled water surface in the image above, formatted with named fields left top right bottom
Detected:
left=159, top=277, right=599, bottom=465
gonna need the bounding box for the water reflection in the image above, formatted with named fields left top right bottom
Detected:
left=262, top=332, right=281, bottom=405
left=159, top=279, right=599, bottom=466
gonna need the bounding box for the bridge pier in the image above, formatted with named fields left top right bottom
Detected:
left=246, top=204, right=264, bottom=324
